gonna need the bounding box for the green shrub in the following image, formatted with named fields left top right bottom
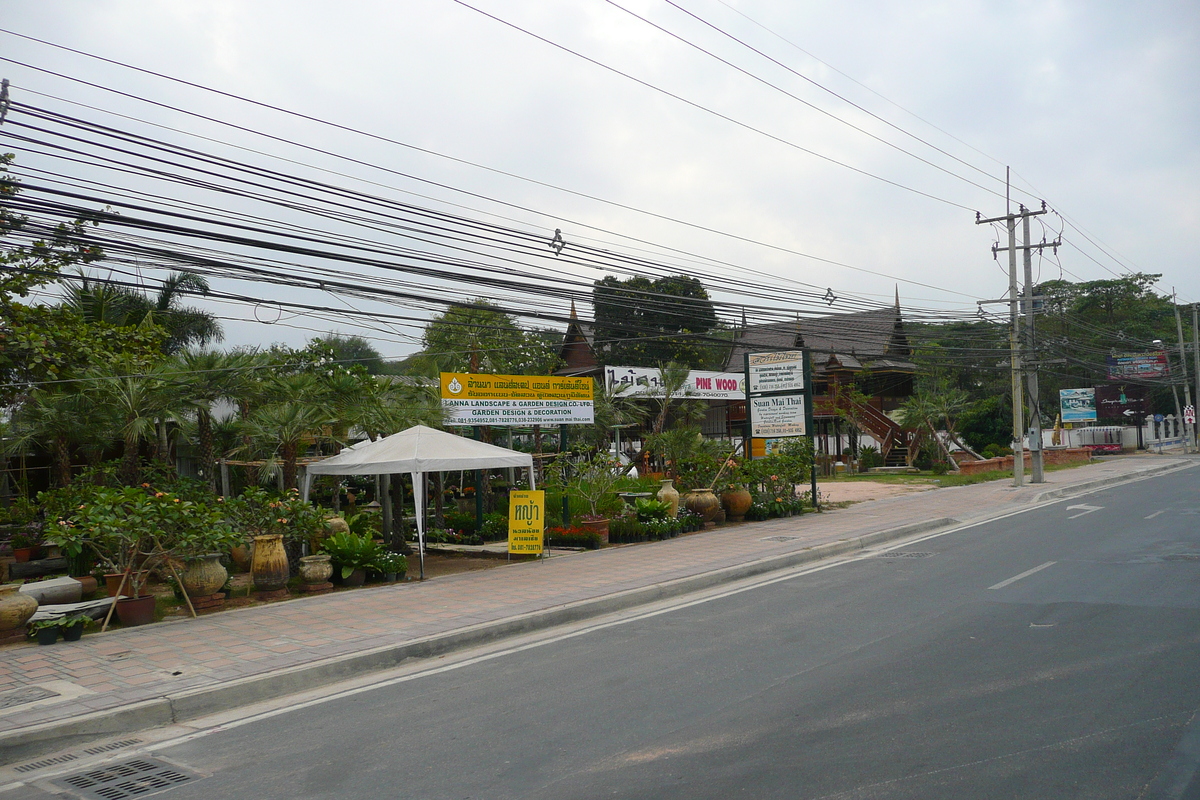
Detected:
left=480, top=512, right=508, bottom=541
left=634, top=498, right=670, bottom=522
left=320, top=531, right=384, bottom=579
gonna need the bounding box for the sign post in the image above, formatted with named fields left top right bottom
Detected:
left=743, top=350, right=818, bottom=511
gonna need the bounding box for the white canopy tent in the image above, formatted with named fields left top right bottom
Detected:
left=303, top=425, right=535, bottom=579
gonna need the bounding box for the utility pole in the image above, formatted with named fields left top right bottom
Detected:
left=976, top=172, right=1054, bottom=485
left=1174, top=292, right=1193, bottom=450
left=1193, top=303, right=1199, bottom=443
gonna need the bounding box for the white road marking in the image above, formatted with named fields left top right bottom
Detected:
left=1066, top=504, right=1104, bottom=519
left=989, top=561, right=1057, bottom=590
left=1145, top=510, right=1168, bottom=520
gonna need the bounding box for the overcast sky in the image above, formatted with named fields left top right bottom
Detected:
left=1, top=0, right=1197, bottom=358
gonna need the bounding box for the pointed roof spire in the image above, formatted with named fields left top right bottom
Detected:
left=894, top=285, right=900, bottom=312
left=569, top=299, right=579, bottom=319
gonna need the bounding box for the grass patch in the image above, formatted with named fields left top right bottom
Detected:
left=823, top=457, right=1094, bottom=488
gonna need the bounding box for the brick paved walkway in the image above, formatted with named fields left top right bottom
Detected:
left=0, top=455, right=1190, bottom=743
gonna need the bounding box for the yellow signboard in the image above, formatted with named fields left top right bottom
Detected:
left=508, top=490, right=545, bottom=555
left=441, top=373, right=595, bottom=426
left=440, top=373, right=593, bottom=400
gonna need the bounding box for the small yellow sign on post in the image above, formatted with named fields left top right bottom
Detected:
left=508, top=490, right=545, bottom=555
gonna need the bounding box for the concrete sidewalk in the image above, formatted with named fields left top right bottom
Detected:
left=0, top=455, right=1192, bottom=764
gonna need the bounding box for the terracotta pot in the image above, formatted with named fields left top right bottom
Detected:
left=579, top=518, right=610, bottom=544
left=250, top=534, right=289, bottom=592
left=105, top=572, right=146, bottom=597
left=229, top=543, right=252, bottom=573
left=12, top=547, right=34, bottom=563
left=115, top=595, right=157, bottom=627
left=299, top=554, right=333, bottom=585
left=181, top=554, right=228, bottom=597
left=656, top=479, right=681, bottom=518
left=720, top=487, right=753, bottom=522
left=0, top=583, right=38, bottom=632
left=75, top=576, right=99, bottom=596
left=683, top=489, right=721, bottom=522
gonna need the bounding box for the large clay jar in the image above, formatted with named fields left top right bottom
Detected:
left=299, top=554, right=333, bottom=585
left=720, top=487, right=753, bottom=522
left=250, top=534, right=289, bottom=592
left=656, top=479, right=681, bottom=518
left=181, top=554, right=228, bottom=597
left=0, top=583, right=38, bottom=633
left=229, top=543, right=251, bottom=573
left=683, top=489, right=721, bottom=523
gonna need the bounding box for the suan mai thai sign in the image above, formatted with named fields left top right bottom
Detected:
left=440, top=373, right=594, bottom=426
left=744, top=350, right=811, bottom=439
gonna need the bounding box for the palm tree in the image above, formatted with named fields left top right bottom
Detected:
left=175, top=348, right=257, bottom=490
left=145, top=272, right=223, bottom=354
left=86, top=357, right=177, bottom=484
left=62, top=270, right=222, bottom=355
left=240, top=401, right=335, bottom=490
left=4, top=388, right=91, bottom=487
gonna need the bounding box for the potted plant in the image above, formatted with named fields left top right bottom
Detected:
left=58, top=613, right=93, bottom=642
left=146, top=491, right=239, bottom=599
left=10, top=532, right=40, bottom=563
left=45, top=486, right=163, bottom=625
left=372, top=551, right=408, bottom=582
left=226, top=487, right=328, bottom=592
left=552, top=452, right=623, bottom=542
left=320, top=531, right=383, bottom=587
left=27, top=618, right=61, bottom=646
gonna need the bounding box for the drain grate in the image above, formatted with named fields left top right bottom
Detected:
left=14, top=753, right=79, bottom=773
left=877, top=551, right=936, bottom=558
left=53, top=757, right=199, bottom=800
left=761, top=535, right=800, bottom=543
left=83, top=739, right=144, bottom=756
left=0, top=685, right=61, bottom=710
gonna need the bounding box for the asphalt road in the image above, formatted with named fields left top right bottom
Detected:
left=12, top=465, right=1200, bottom=799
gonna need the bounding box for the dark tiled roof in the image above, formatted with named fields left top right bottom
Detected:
left=725, top=307, right=914, bottom=373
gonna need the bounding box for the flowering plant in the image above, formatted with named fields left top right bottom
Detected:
left=44, top=485, right=237, bottom=596
left=225, top=487, right=326, bottom=546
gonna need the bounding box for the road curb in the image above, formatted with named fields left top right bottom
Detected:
left=0, top=515, right=958, bottom=766
left=1029, top=460, right=1194, bottom=504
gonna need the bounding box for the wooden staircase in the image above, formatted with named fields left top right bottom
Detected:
left=816, top=395, right=910, bottom=466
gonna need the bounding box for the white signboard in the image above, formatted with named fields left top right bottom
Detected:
left=749, top=395, right=807, bottom=437
left=604, top=366, right=745, bottom=400
left=443, top=399, right=594, bottom=426
left=747, top=351, right=806, bottom=394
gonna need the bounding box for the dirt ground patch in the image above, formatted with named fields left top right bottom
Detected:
left=816, top=480, right=936, bottom=505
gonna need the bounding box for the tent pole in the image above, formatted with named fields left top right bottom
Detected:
left=413, top=471, right=425, bottom=580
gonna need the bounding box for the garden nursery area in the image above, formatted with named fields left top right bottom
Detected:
left=0, top=431, right=818, bottom=646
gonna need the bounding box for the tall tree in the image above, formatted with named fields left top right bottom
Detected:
left=309, top=333, right=384, bottom=374
left=421, top=300, right=561, bottom=375
left=592, top=274, right=719, bottom=368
